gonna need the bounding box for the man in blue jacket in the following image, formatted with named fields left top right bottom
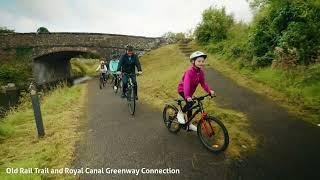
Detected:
left=117, top=45, right=142, bottom=100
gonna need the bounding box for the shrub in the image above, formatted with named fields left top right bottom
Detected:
left=36, top=27, right=50, bottom=33
left=248, top=0, right=320, bottom=66
left=195, top=7, right=234, bottom=44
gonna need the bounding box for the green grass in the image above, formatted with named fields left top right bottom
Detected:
left=0, top=83, right=87, bottom=179
left=201, top=49, right=320, bottom=124
left=70, top=58, right=100, bottom=77
left=139, top=44, right=256, bottom=158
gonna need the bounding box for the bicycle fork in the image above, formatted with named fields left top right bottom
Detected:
left=200, top=112, right=215, bottom=137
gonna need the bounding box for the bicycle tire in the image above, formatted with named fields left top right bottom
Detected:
left=127, top=87, right=135, bottom=115
left=118, top=78, right=122, bottom=88
left=162, top=104, right=181, bottom=133
left=115, top=77, right=121, bottom=94
left=197, top=116, right=229, bottom=153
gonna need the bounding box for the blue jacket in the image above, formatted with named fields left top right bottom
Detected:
left=109, top=59, right=119, bottom=73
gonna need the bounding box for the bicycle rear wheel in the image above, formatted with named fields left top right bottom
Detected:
left=118, top=78, right=122, bottom=88
left=127, top=87, right=135, bottom=115
left=162, top=104, right=181, bottom=133
left=115, top=77, right=121, bottom=94
left=197, top=116, right=229, bottom=153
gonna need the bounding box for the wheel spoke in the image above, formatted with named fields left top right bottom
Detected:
left=163, top=105, right=181, bottom=133
left=198, top=117, right=229, bottom=153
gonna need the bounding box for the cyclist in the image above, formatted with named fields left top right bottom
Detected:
left=109, top=54, right=120, bottom=91
left=95, top=60, right=108, bottom=82
left=117, top=45, right=142, bottom=100
left=104, top=57, right=110, bottom=71
left=177, top=51, right=215, bottom=131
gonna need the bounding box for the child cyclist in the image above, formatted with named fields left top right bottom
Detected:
left=109, top=54, right=120, bottom=91
left=177, top=51, right=215, bottom=131
left=95, top=60, right=108, bottom=81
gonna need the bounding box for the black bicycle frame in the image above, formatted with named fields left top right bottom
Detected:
left=177, top=98, right=206, bottom=125
left=123, top=72, right=137, bottom=94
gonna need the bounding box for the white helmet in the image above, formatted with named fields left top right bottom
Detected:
left=190, top=51, right=207, bottom=60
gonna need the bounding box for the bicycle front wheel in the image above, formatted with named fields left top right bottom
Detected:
left=115, top=77, right=121, bottom=94
left=162, top=104, right=181, bottom=133
left=197, top=116, right=229, bottom=153
left=127, top=87, right=136, bottom=115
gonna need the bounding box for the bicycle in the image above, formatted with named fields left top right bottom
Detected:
left=122, top=72, right=139, bottom=115
left=105, top=71, right=113, bottom=85
left=114, top=74, right=122, bottom=94
left=162, top=94, right=229, bottom=153
left=99, top=73, right=106, bottom=89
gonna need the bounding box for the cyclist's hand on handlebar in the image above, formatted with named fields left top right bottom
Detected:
left=187, top=97, right=193, bottom=102
left=210, top=90, right=216, bottom=97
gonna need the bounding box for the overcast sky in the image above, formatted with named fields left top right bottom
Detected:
left=0, top=0, right=253, bottom=37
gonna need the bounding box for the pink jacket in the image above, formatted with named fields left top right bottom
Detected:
left=178, top=65, right=212, bottom=99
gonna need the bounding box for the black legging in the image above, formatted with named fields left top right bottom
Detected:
left=101, top=73, right=106, bottom=81
left=113, top=74, right=118, bottom=87
left=179, top=92, right=195, bottom=119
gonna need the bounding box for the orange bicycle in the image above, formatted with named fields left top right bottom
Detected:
left=163, top=94, right=229, bottom=153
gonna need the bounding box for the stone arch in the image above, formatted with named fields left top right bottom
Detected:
left=33, top=48, right=101, bottom=85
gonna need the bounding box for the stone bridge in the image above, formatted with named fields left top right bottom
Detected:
left=0, top=33, right=164, bottom=85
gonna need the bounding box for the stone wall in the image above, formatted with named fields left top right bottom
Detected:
left=0, top=32, right=163, bottom=50
left=0, top=33, right=165, bottom=85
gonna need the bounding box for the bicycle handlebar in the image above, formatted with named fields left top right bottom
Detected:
left=175, top=93, right=215, bottom=103
left=192, top=93, right=216, bottom=102
left=121, top=72, right=141, bottom=76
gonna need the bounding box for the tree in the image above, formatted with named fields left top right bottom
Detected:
left=37, top=27, right=50, bottom=33
left=0, top=26, right=14, bottom=33
left=194, top=7, right=234, bottom=44
left=248, top=0, right=320, bottom=66
left=175, top=32, right=186, bottom=40
left=185, top=28, right=195, bottom=39
left=162, top=32, right=176, bottom=39
left=247, top=0, right=269, bottom=10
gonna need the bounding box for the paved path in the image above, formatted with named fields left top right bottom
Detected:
left=74, top=67, right=320, bottom=180
left=74, top=80, right=233, bottom=180
left=204, top=68, right=320, bottom=180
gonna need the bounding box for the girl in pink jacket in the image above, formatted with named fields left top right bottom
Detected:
left=177, top=51, right=215, bottom=131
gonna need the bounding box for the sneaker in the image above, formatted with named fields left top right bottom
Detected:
left=121, top=94, right=126, bottom=98
left=188, top=123, right=197, bottom=131
left=114, top=86, right=117, bottom=90
left=177, top=111, right=186, bottom=124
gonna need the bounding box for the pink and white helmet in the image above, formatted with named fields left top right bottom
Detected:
left=190, top=51, right=207, bottom=60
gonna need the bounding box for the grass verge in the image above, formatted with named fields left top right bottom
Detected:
left=0, top=83, right=87, bottom=179
left=195, top=49, right=320, bottom=125
left=139, top=44, right=256, bottom=158
left=70, top=58, right=100, bottom=77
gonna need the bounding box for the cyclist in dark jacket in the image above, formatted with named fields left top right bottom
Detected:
left=117, top=45, right=142, bottom=99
